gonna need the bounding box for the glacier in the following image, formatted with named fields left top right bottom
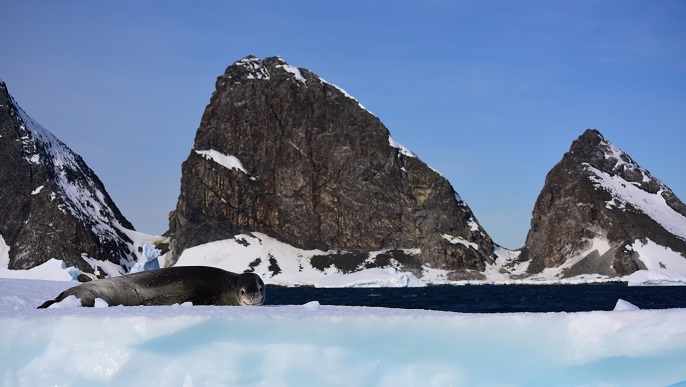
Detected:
left=2, top=277, right=686, bottom=386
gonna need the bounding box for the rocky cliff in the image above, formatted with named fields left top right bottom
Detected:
left=0, top=79, right=140, bottom=275
left=522, top=129, right=686, bottom=277
left=168, top=56, right=494, bottom=275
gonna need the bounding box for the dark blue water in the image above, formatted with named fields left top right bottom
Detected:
left=266, top=285, right=686, bottom=313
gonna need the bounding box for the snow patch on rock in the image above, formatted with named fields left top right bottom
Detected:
left=195, top=149, right=254, bottom=178
left=442, top=234, right=479, bottom=250
left=388, top=136, right=417, bottom=158
left=586, top=164, right=686, bottom=240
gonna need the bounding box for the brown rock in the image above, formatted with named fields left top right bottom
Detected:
left=168, top=56, right=494, bottom=271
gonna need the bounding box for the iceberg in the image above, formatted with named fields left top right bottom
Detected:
left=626, top=269, right=686, bottom=286
left=313, top=268, right=426, bottom=288
left=130, top=243, right=161, bottom=273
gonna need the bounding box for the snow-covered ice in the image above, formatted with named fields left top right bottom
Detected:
left=1, top=277, right=686, bottom=386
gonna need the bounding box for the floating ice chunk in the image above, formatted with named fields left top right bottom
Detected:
left=303, top=301, right=320, bottom=310
left=613, top=299, right=640, bottom=311
left=65, top=266, right=84, bottom=281
left=130, top=244, right=160, bottom=273
left=94, top=298, right=109, bottom=308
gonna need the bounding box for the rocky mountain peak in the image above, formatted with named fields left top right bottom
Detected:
left=0, top=80, right=140, bottom=275
left=522, top=129, right=686, bottom=278
left=168, top=56, right=495, bottom=276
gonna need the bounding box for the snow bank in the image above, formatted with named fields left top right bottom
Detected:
left=628, top=238, right=686, bottom=273
left=1, top=278, right=686, bottom=386
left=175, top=233, right=424, bottom=287
left=314, top=268, right=426, bottom=288
left=0, top=258, right=73, bottom=281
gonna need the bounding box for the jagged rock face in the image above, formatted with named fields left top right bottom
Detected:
left=169, top=56, right=493, bottom=272
left=0, top=80, right=137, bottom=273
left=522, top=129, right=686, bottom=277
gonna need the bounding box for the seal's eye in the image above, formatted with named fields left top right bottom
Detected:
left=240, top=289, right=245, bottom=295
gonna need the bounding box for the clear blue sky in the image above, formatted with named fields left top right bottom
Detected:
left=2, top=1, right=685, bottom=249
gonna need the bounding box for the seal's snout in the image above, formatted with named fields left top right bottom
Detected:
left=236, top=273, right=265, bottom=306
left=239, top=285, right=265, bottom=306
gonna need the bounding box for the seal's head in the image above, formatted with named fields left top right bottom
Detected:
left=235, top=273, right=266, bottom=306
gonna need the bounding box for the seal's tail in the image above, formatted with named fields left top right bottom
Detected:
left=37, top=299, right=57, bottom=309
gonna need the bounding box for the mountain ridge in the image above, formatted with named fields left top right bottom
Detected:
left=2, top=58, right=686, bottom=284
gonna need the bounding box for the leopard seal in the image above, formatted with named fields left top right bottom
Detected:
left=37, top=266, right=265, bottom=308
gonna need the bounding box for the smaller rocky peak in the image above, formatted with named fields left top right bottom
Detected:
left=523, top=128, right=686, bottom=277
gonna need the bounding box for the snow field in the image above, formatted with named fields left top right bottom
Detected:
left=1, top=278, right=686, bottom=386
